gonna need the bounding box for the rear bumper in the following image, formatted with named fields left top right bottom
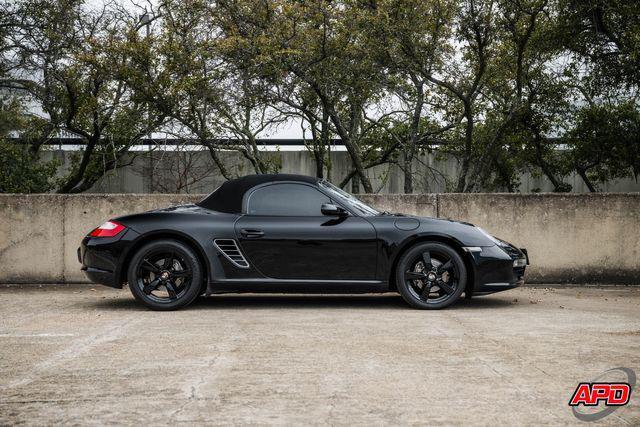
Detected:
left=78, top=228, right=139, bottom=288
left=81, top=266, right=120, bottom=288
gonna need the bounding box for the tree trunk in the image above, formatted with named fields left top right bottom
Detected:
left=314, top=151, right=324, bottom=179
left=577, top=167, right=597, bottom=192
left=404, top=77, right=423, bottom=194
left=456, top=106, right=474, bottom=192
left=57, top=136, right=98, bottom=193
left=534, top=141, right=568, bottom=191
left=339, top=136, right=372, bottom=193
left=529, top=128, right=568, bottom=191
left=246, top=134, right=266, bottom=174
left=312, top=89, right=373, bottom=193
left=67, top=150, right=134, bottom=193
left=308, top=111, right=326, bottom=179
left=351, top=173, right=360, bottom=194
left=316, top=109, right=330, bottom=179
left=403, top=150, right=414, bottom=194
left=203, top=141, right=232, bottom=180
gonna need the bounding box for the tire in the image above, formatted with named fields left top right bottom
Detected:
left=395, top=242, right=467, bottom=309
left=127, top=239, right=203, bottom=311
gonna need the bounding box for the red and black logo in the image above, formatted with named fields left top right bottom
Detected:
left=569, top=383, right=631, bottom=406
left=569, top=368, right=635, bottom=422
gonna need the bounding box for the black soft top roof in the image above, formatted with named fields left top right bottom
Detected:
left=197, top=174, right=320, bottom=213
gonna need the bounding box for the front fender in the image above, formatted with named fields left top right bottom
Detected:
left=370, top=215, right=495, bottom=286
left=415, top=217, right=496, bottom=247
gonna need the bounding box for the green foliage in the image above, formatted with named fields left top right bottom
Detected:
left=1, top=0, right=164, bottom=193
left=0, top=142, right=58, bottom=193
left=556, top=0, right=640, bottom=88
left=1, top=0, right=639, bottom=193
left=0, top=99, right=57, bottom=193
left=564, top=102, right=640, bottom=190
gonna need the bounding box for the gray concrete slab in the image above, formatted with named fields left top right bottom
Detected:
left=0, top=285, right=638, bottom=425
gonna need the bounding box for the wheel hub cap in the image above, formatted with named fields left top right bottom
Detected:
left=160, top=271, right=170, bottom=281
left=427, top=272, right=437, bottom=281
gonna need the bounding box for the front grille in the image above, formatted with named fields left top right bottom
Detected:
left=213, top=239, right=249, bottom=268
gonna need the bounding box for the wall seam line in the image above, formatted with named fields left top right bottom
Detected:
left=61, top=195, right=66, bottom=283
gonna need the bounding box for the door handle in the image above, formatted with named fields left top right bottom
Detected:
left=240, top=229, right=264, bottom=238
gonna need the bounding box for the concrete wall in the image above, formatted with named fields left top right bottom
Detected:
left=0, top=194, right=201, bottom=283
left=435, top=194, right=640, bottom=283
left=1, top=193, right=638, bottom=284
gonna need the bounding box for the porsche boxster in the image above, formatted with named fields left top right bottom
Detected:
left=79, top=174, right=528, bottom=310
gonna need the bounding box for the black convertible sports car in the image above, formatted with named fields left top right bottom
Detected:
left=79, top=174, right=528, bottom=310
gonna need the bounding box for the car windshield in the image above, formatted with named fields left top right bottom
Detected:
left=318, top=180, right=380, bottom=216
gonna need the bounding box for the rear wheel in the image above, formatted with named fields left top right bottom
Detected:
left=127, top=239, right=203, bottom=310
left=396, top=242, right=466, bottom=309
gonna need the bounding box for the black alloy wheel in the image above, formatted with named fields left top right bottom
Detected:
left=127, top=239, right=203, bottom=310
left=396, top=242, right=467, bottom=309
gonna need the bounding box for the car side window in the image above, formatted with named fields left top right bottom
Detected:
left=246, top=183, right=331, bottom=216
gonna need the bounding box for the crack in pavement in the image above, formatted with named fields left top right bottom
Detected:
left=168, top=353, right=233, bottom=422
left=1, top=316, right=138, bottom=391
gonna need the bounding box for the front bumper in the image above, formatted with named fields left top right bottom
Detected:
left=78, top=228, right=139, bottom=288
left=467, top=243, right=528, bottom=296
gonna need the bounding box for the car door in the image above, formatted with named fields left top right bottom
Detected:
left=234, top=182, right=377, bottom=280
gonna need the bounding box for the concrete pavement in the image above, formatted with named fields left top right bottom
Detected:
left=0, top=285, right=639, bottom=425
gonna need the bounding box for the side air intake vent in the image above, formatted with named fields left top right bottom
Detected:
left=213, top=239, right=249, bottom=268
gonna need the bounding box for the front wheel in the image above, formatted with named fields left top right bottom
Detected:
left=396, top=242, right=467, bottom=309
left=127, top=239, right=203, bottom=311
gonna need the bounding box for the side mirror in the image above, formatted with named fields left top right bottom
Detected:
left=321, top=203, right=348, bottom=217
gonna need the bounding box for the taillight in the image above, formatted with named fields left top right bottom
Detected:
left=89, top=220, right=126, bottom=238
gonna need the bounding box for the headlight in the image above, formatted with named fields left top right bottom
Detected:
left=513, top=258, right=527, bottom=267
